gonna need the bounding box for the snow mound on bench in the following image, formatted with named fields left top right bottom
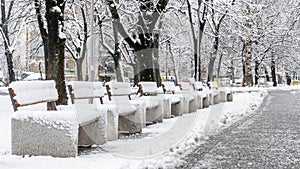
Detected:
left=9, top=81, right=58, bottom=105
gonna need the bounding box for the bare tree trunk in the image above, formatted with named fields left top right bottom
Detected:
left=74, top=6, right=87, bottom=82
left=167, top=41, right=179, bottom=85
left=1, top=0, right=15, bottom=83
left=35, top=0, right=68, bottom=106
left=208, top=54, right=216, bottom=82
left=112, top=24, right=123, bottom=82
left=76, top=58, right=84, bottom=81
left=113, top=50, right=124, bottom=82
left=254, top=60, right=259, bottom=85
left=5, top=52, right=15, bottom=82
left=208, top=36, right=219, bottom=82
left=134, top=34, right=161, bottom=86
left=187, top=0, right=207, bottom=81
left=242, top=40, right=253, bottom=86
left=35, top=0, right=49, bottom=73
left=265, top=67, right=270, bottom=81
left=106, top=0, right=166, bottom=86
left=153, top=33, right=162, bottom=86
left=231, top=58, right=235, bottom=83
left=197, top=23, right=205, bottom=81
left=242, top=3, right=253, bottom=87
left=271, top=54, right=277, bottom=86
left=130, top=63, right=139, bottom=86
left=135, top=44, right=155, bottom=82
left=217, top=53, right=223, bottom=78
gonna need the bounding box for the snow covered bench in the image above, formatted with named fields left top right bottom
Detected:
left=219, top=87, right=233, bottom=102
left=162, top=81, right=176, bottom=94
left=9, top=80, right=106, bottom=157
left=178, top=82, right=197, bottom=113
left=67, top=81, right=110, bottom=142
left=106, top=82, right=145, bottom=134
left=193, top=82, right=209, bottom=108
left=137, top=82, right=165, bottom=123
left=161, top=81, right=184, bottom=116
left=208, top=82, right=220, bottom=105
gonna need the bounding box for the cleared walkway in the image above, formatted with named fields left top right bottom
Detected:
left=178, top=90, right=300, bottom=168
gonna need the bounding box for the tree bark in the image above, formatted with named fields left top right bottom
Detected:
left=112, top=45, right=124, bottom=82
left=1, top=0, right=15, bottom=83
left=231, top=58, right=235, bottom=83
left=265, top=67, right=270, bottom=81
left=112, top=24, right=123, bottom=82
left=106, top=0, right=167, bottom=86
left=208, top=36, right=219, bottom=82
left=242, top=3, right=253, bottom=87
left=5, top=52, right=15, bottom=82
left=271, top=54, right=277, bottom=86
left=186, top=0, right=207, bottom=81
left=217, top=53, right=223, bottom=78
left=71, top=6, right=87, bottom=81
left=208, top=54, right=216, bottom=82
left=166, top=40, right=179, bottom=85
left=242, top=40, right=253, bottom=86
left=76, top=58, right=84, bottom=81
left=254, top=60, right=259, bottom=85
left=35, top=0, right=68, bottom=106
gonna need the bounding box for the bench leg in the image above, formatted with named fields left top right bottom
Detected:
left=78, top=112, right=107, bottom=146
left=146, top=106, right=163, bottom=124
left=189, top=99, right=197, bottom=113
left=209, top=93, right=214, bottom=105
left=163, top=98, right=172, bottom=119
left=145, top=97, right=164, bottom=124
left=196, top=95, right=203, bottom=109
left=227, top=93, right=233, bottom=102
left=182, top=96, right=190, bottom=114
left=213, top=94, right=220, bottom=104
left=118, top=107, right=143, bottom=134
left=203, top=97, right=210, bottom=108
left=171, top=102, right=182, bottom=116
left=107, top=110, right=118, bottom=141
left=220, top=91, right=227, bottom=102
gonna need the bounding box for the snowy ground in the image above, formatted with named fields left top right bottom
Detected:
left=1, top=86, right=297, bottom=169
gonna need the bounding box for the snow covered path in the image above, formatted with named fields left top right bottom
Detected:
left=177, top=90, right=300, bottom=168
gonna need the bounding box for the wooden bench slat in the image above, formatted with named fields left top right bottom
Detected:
left=16, top=99, right=57, bottom=108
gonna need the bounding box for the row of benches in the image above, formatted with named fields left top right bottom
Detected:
left=8, top=80, right=232, bottom=157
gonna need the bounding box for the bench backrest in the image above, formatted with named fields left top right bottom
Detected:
left=8, top=80, right=58, bottom=111
left=208, top=81, right=218, bottom=90
left=68, top=81, right=104, bottom=104
left=106, top=82, right=131, bottom=101
left=193, top=82, right=204, bottom=91
left=138, top=82, right=160, bottom=96
left=179, top=82, right=193, bottom=92
left=162, top=81, right=176, bottom=94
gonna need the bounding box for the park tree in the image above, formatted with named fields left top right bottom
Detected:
left=159, top=5, right=194, bottom=83
left=65, top=1, right=88, bottom=81
left=206, top=0, right=236, bottom=82
left=35, top=0, right=68, bottom=105
left=247, top=0, right=300, bottom=86
left=105, top=0, right=169, bottom=86
left=0, top=0, right=15, bottom=83
left=0, top=0, right=32, bottom=83
left=95, top=0, right=125, bottom=82
left=186, top=0, right=208, bottom=81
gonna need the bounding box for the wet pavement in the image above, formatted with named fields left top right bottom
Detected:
left=177, top=90, right=300, bottom=169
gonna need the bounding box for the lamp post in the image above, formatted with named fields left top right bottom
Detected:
left=88, top=0, right=95, bottom=82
